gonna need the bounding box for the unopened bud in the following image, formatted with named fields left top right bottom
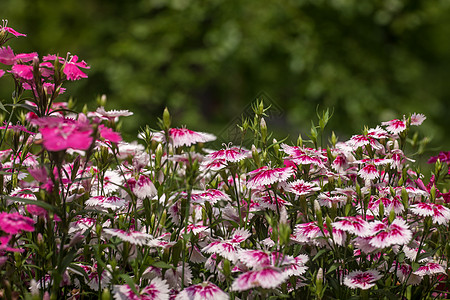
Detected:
left=260, top=118, right=267, bottom=142
left=163, top=107, right=171, bottom=130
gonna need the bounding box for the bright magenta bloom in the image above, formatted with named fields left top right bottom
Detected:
left=0, top=20, right=26, bottom=38
left=343, top=270, right=382, bottom=289
left=99, top=125, right=122, bottom=143
left=0, top=212, right=35, bottom=234
left=43, top=54, right=90, bottom=81
left=0, top=69, right=4, bottom=78
left=33, top=116, right=93, bottom=152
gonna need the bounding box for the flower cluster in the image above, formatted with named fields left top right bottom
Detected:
left=0, top=21, right=449, bottom=300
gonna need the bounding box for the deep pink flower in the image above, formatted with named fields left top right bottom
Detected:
left=0, top=235, right=24, bottom=252
left=246, top=166, right=294, bottom=189
left=99, top=124, right=122, bottom=143
left=176, top=282, right=228, bottom=300
left=0, top=46, right=37, bottom=65
left=11, top=64, right=33, bottom=80
left=368, top=218, right=412, bottom=248
left=410, top=202, right=450, bottom=225
left=231, top=267, right=289, bottom=291
left=0, top=212, right=35, bottom=234
left=0, top=69, right=4, bottom=78
left=33, top=116, right=93, bottom=152
left=343, top=270, right=382, bottom=289
left=285, top=179, right=320, bottom=196
left=43, top=54, right=90, bottom=81
left=113, top=278, right=170, bottom=300
left=0, top=20, right=26, bottom=37
left=428, top=151, right=450, bottom=164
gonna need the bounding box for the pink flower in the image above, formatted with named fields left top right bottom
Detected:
left=0, top=235, right=24, bottom=252
left=382, top=118, right=407, bottom=134
left=231, top=267, right=289, bottom=291
left=410, top=202, right=450, bottom=225
left=99, top=124, right=122, bottom=143
left=285, top=179, right=320, bottom=196
left=92, top=107, right=134, bottom=120
left=347, top=135, right=382, bottom=151
left=168, top=127, right=216, bottom=148
left=246, top=166, right=294, bottom=189
left=103, top=228, right=152, bottom=246
left=0, top=69, right=4, bottom=78
left=0, top=46, right=37, bottom=65
left=126, top=175, right=157, bottom=199
left=413, top=262, right=446, bottom=277
left=189, top=189, right=231, bottom=205
left=368, top=218, right=412, bottom=248
left=343, top=270, right=382, bottom=289
left=33, top=116, right=93, bottom=152
left=332, top=216, right=371, bottom=237
left=0, top=20, right=26, bottom=37
left=357, top=164, right=379, bottom=181
left=43, top=54, right=90, bottom=81
left=0, top=212, right=35, bottom=234
left=113, top=278, right=170, bottom=300
left=367, top=196, right=404, bottom=216
left=206, top=146, right=250, bottom=163
left=85, top=196, right=127, bottom=211
left=11, top=64, right=33, bottom=80
left=410, top=113, right=426, bottom=126
left=176, top=282, right=228, bottom=300
left=427, top=151, right=450, bottom=164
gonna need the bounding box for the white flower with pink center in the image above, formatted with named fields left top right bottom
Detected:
left=231, top=267, right=289, bottom=291
left=206, top=146, right=250, bottom=163
left=285, top=179, right=320, bottom=196
left=113, top=277, right=169, bottom=300
left=282, top=255, right=309, bottom=277
left=317, top=193, right=347, bottom=208
left=202, top=241, right=241, bottom=262
left=85, top=196, right=127, bottom=211
left=332, top=216, right=371, bottom=237
left=103, top=228, right=152, bottom=246
left=413, top=262, right=446, bottom=277
left=229, top=228, right=251, bottom=244
left=343, top=270, right=382, bottom=289
left=367, top=126, right=388, bottom=139
left=168, top=128, right=216, bottom=148
left=410, top=202, right=450, bottom=225
left=357, top=164, right=379, bottom=181
left=246, top=166, right=294, bottom=189
left=368, top=218, right=412, bottom=248
left=367, top=196, right=404, bottom=216
left=382, top=118, right=407, bottom=134
left=127, top=175, right=157, bottom=199
left=347, top=135, right=382, bottom=151
left=190, top=189, right=231, bottom=205
left=176, top=281, right=229, bottom=300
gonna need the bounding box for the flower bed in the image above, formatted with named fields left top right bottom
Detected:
left=0, top=21, right=449, bottom=299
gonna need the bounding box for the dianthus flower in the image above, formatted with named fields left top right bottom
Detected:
left=176, top=281, right=228, bottom=300
left=0, top=212, right=35, bottom=234
left=343, top=270, right=382, bottom=289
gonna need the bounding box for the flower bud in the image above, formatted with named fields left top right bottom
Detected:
left=163, top=107, right=171, bottom=130
left=260, top=118, right=267, bottom=142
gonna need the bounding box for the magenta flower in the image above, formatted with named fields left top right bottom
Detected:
left=231, top=267, right=289, bottom=291
left=0, top=46, right=37, bottom=65
left=113, top=278, right=170, bottom=300
left=0, top=69, right=4, bottom=78
left=368, top=218, right=412, bottom=248
left=410, top=202, right=450, bottom=225
left=11, top=64, right=33, bottom=80
left=43, top=54, right=90, bottom=81
left=285, top=179, right=320, bottom=196
left=0, top=235, right=24, bottom=252
left=246, top=166, right=294, bottom=189
left=99, top=124, right=122, bottom=143
left=427, top=151, right=450, bottom=164
left=176, top=282, right=228, bottom=300
left=33, top=116, right=93, bottom=152
left=0, top=20, right=26, bottom=38
left=343, top=270, right=382, bottom=289
left=0, top=212, right=35, bottom=234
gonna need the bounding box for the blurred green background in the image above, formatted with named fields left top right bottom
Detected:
left=2, top=0, right=450, bottom=152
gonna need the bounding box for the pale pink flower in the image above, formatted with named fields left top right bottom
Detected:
left=164, top=263, right=192, bottom=289
left=410, top=202, right=450, bottom=225
left=85, top=196, right=127, bottom=211
left=176, top=282, right=228, bottom=300
left=317, top=193, right=347, bottom=208
left=246, top=166, right=294, bottom=189
left=113, top=278, right=170, bottom=300
left=285, top=179, right=320, bottom=196
left=353, top=237, right=379, bottom=254
left=283, top=255, right=309, bottom=277
left=367, top=196, right=404, bottom=216
left=92, top=106, right=133, bottom=120
left=0, top=212, right=35, bottom=234
left=202, top=241, right=240, bottom=262
left=392, top=263, right=422, bottom=285
left=75, top=263, right=111, bottom=291
left=168, top=128, right=216, bottom=148
left=231, top=267, right=289, bottom=291
left=206, top=146, right=250, bottom=163
left=343, top=270, right=382, bottom=289
left=229, top=228, right=251, bottom=244
left=103, top=228, right=152, bottom=246
left=410, top=113, right=426, bottom=126
left=413, top=262, right=446, bottom=277
left=332, top=216, right=371, bottom=237
left=199, top=158, right=227, bottom=172
left=382, top=119, right=407, bottom=134
left=368, top=218, right=412, bottom=248
left=69, top=217, right=97, bottom=234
